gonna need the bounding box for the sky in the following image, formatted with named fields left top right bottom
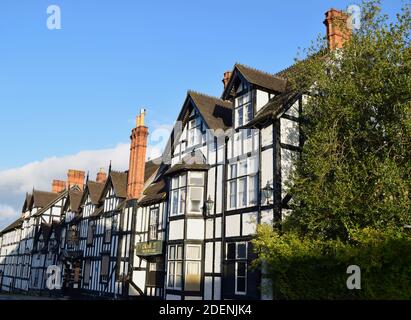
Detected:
left=0, top=0, right=405, bottom=229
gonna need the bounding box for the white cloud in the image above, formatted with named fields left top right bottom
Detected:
left=0, top=123, right=173, bottom=231
left=0, top=204, right=19, bottom=231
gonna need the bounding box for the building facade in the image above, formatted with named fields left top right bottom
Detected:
left=0, top=8, right=350, bottom=300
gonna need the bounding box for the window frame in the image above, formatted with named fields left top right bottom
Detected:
left=234, top=90, right=253, bottom=128
left=100, top=254, right=110, bottom=284
left=167, top=244, right=183, bottom=290
left=149, top=208, right=159, bottom=241
left=226, top=242, right=248, bottom=296
left=103, top=217, right=112, bottom=244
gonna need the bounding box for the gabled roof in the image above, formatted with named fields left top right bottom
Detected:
left=110, top=171, right=128, bottom=198
left=22, top=193, right=33, bottom=213
left=244, top=90, right=302, bottom=128
left=32, top=190, right=60, bottom=209
left=222, top=63, right=288, bottom=99
left=67, top=189, right=83, bottom=213
left=100, top=171, right=128, bottom=201
left=33, top=187, right=79, bottom=218
left=0, top=218, right=23, bottom=235
left=86, top=181, right=105, bottom=205
left=187, top=91, right=233, bottom=131
left=138, top=163, right=169, bottom=206
left=145, top=158, right=161, bottom=182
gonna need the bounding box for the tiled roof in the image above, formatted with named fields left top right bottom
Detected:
left=32, top=190, right=59, bottom=208
left=87, top=181, right=105, bottom=205
left=110, top=171, right=128, bottom=199
left=0, top=218, right=23, bottom=235
left=235, top=63, right=288, bottom=93
left=188, top=91, right=233, bottom=131
left=68, top=189, right=83, bottom=213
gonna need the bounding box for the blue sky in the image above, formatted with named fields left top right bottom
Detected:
left=0, top=0, right=405, bottom=228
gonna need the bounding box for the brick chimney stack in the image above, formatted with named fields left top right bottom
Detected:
left=127, top=109, right=149, bottom=200
left=67, top=169, right=85, bottom=191
left=52, top=180, right=66, bottom=193
left=96, top=168, right=107, bottom=184
left=222, top=71, right=232, bottom=89
left=324, top=8, right=351, bottom=50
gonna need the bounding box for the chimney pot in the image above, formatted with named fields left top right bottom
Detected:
left=96, top=168, right=108, bottom=184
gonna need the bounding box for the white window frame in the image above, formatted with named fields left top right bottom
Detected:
left=235, top=91, right=253, bottom=128
left=170, top=175, right=187, bottom=217
left=188, top=119, right=202, bottom=147
left=167, top=245, right=183, bottom=290
left=227, top=156, right=259, bottom=210
left=149, top=208, right=159, bottom=240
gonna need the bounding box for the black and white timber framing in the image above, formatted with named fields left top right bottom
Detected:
left=0, top=62, right=305, bottom=300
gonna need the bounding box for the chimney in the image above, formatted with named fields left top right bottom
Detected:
left=222, top=71, right=232, bottom=89
left=96, top=168, right=107, bottom=184
left=52, top=180, right=66, bottom=193
left=67, top=169, right=85, bottom=191
left=127, top=109, right=149, bottom=200
left=324, top=9, right=351, bottom=50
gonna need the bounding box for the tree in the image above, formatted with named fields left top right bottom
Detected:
left=285, top=0, right=411, bottom=241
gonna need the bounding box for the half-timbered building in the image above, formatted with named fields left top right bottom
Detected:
left=0, top=8, right=350, bottom=300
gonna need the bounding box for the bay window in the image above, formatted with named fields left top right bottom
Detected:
left=187, top=172, right=205, bottom=214
left=185, top=245, right=202, bottom=291
left=170, top=172, right=205, bottom=216
left=167, top=245, right=183, bottom=290
left=171, top=174, right=186, bottom=216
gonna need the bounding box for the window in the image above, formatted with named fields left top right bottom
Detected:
left=149, top=208, right=159, bottom=241
left=185, top=245, right=202, bottom=292
left=101, top=254, right=110, bottom=283
left=227, top=156, right=259, bottom=210
left=235, top=92, right=253, bottom=128
left=167, top=245, right=183, bottom=290
left=187, top=172, right=205, bottom=214
left=188, top=119, right=202, bottom=147
left=227, top=242, right=248, bottom=295
left=104, top=218, right=112, bottom=243
left=87, top=222, right=94, bottom=246
left=67, top=226, right=79, bottom=249
left=83, top=260, right=91, bottom=285
left=149, top=262, right=157, bottom=272
left=171, top=172, right=205, bottom=216
left=171, top=175, right=187, bottom=216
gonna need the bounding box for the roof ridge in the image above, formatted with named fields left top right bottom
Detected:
left=188, top=90, right=229, bottom=103
left=235, top=63, right=287, bottom=81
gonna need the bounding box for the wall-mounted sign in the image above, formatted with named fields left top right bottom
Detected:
left=136, top=241, right=163, bottom=257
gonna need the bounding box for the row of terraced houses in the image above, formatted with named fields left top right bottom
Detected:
left=0, top=9, right=351, bottom=300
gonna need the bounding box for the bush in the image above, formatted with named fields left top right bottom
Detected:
left=253, top=225, right=411, bottom=300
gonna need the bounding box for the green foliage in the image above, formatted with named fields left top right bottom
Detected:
left=285, top=0, right=411, bottom=240
left=253, top=224, right=411, bottom=300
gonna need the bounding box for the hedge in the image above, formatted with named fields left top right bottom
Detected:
left=252, top=225, right=411, bottom=300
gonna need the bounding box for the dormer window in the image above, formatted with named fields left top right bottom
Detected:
left=235, top=91, right=253, bottom=128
